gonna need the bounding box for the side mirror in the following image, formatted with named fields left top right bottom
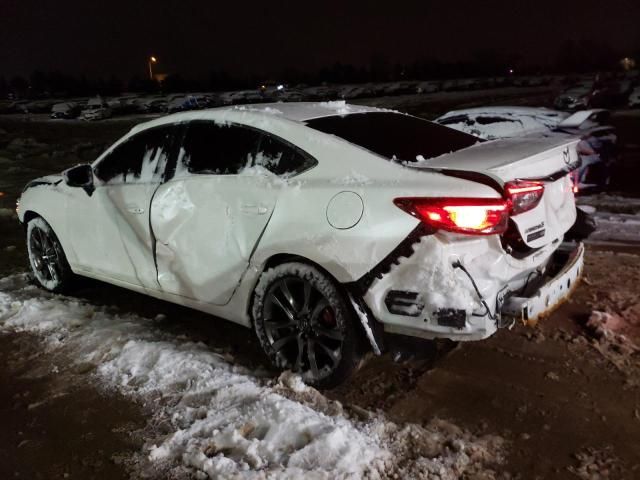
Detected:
left=63, top=164, right=95, bottom=196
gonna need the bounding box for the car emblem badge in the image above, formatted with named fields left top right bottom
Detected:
left=563, top=147, right=571, bottom=165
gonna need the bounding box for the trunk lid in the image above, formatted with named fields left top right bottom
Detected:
left=412, top=137, right=580, bottom=248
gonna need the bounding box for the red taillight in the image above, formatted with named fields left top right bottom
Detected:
left=505, top=181, right=544, bottom=215
left=394, top=198, right=509, bottom=235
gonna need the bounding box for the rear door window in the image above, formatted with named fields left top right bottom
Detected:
left=180, top=121, right=261, bottom=175
left=255, top=133, right=317, bottom=177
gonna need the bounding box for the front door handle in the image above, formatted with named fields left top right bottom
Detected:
left=240, top=204, right=268, bottom=215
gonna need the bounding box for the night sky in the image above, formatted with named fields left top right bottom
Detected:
left=2, top=0, right=639, bottom=79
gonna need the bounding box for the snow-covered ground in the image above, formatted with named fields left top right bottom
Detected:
left=578, top=195, right=640, bottom=246
left=0, top=274, right=504, bottom=479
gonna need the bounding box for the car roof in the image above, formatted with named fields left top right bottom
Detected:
left=437, top=106, right=566, bottom=119
left=131, top=101, right=385, bottom=135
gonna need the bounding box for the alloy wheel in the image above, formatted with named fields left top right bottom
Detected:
left=263, top=277, right=345, bottom=381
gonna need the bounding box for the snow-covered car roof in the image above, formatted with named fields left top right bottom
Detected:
left=132, top=102, right=383, bottom=135
left=435, top=106, right=611, bottom=140
left=435, top=107, right=570, bottom=139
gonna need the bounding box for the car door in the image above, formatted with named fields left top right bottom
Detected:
left=151, top=121, right=312, bottom=305
left=101, top=125, right=180, bottom=289
left=66, top=125, right=176, bottom=288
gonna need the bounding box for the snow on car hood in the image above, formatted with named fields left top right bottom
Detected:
left=0, top=274, right=505, bottom=479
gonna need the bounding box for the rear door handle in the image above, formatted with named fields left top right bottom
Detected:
left=126, top=204, right=145, bottom=215
left=240, top=204, right=268, bottom=215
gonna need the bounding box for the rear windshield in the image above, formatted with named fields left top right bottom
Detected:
left=305, top=111, right=479, bottom=163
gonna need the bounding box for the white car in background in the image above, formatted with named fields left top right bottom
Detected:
left=17, top=102, right=584, bottom=387
left=435, top=107, right=617, bottom=192
left=81, top=97, right=112, bottom=121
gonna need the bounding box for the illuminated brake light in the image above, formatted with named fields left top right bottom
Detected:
left=394, top=198, right=509, bottom=235
left=505, top=181, right=544, bottom=215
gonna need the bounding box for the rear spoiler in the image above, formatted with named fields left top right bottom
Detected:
left=412, top=160, right=582, bottom=198
left=557, top=109, right=608, bottom=129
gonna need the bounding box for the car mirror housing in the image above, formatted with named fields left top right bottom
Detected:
left=63, top=164, right=95, bottom=196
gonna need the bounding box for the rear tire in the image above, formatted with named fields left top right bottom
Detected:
left=26, top=216, right=75, bottom=293
left=252, top=262, right=362, bottom=389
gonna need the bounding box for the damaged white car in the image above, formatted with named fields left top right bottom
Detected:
left=17, top=102, right=584, bottom=387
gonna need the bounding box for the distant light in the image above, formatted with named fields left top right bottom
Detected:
left=620, top=57, right=636, bottom=71
left=277, top=84, right=284, bottom=91
left=508, top=68, right=514, bottom=74
left=150, top=56, right=157, bottom=63
left=0, top=191, right=4, bottom=197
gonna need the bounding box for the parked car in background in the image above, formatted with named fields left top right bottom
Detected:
left=555, top=78, right=632, bottom=110
left=554, top=81, right=594, bottom=110
left=107, top=95, right=141, bottom=114
left=24, top=100, right=56, bottom=113
left=50, top=102, right=80, bottom=119
left=138, top=97, right=168, bottom=113
left=435, top=106, right=617, bottom=192
left=81, top=97, right=112, bottom=121
left=415, top=81, right=440, bottom=94
left=301, top=85, right=337, bottom=101
left=18, top=102, right=584, bottom=387
left=167, top=94, right=215, bottom=113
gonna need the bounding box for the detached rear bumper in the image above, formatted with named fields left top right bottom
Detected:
left=502, top=242, right=584, bottom=323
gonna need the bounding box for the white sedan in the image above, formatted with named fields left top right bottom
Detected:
left=17, top=102, right=584, bottom=387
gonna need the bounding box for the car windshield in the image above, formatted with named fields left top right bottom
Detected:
left=305, top=111, right=479, bottom=163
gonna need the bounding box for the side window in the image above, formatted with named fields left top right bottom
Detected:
left=180, top=122, right=261, bottom=175
left=95, top=126, right=174, bottom=184
left=255, top=134, right=317, bottom=177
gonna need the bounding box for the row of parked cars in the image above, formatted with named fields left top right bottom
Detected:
left=2, top=73, right=639, bottom=121
left=554, top=77, right=640, bottom=110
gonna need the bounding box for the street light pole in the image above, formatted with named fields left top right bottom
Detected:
left=148, top=56, right=157, bottom=81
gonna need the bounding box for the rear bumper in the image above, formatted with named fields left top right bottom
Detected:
left=502, top=242, right=584, bottom=323
left=361, top=233, right=583, bottom=343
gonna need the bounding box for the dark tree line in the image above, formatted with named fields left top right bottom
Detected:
left=1, top=40, right=636, bottom=99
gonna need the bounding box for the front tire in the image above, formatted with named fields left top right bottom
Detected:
left=252, top=262, right=362, bottom=389
left=26, top=216, right=75, bottom=293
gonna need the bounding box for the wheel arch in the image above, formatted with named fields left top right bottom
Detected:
left=249, top=252, right=380, bottom=354
left=22, top=209, right=40, bottom=230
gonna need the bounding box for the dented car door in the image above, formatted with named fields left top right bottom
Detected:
left=71, top=125, right=177, bottom=288
left=150, top=121, right=278, bottom=305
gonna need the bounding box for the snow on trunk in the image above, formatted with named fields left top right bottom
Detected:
left=0, top=274, right=504, bottom=479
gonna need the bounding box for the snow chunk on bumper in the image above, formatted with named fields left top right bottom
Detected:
left=366, top=235, right=479, bottom=317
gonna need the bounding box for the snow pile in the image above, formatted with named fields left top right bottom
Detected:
left=0, top=274, right=504, bottom=479
left=367, top=236, right=479, bottom=316
left=318, top=101, right=355, bottom=116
